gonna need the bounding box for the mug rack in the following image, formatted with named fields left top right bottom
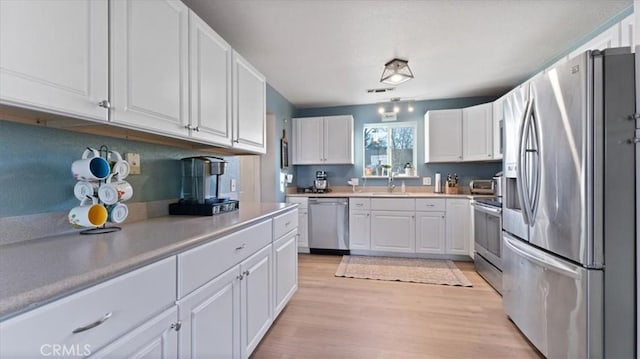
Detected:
left=80, top=145, right=121, bottom=235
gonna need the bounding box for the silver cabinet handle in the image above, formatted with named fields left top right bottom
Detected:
left=170, top=321, right=182, bottom=332
left=184, top=124, right=192, bottom=130
left=98, top=100, right=111, bottom=109
left=237, top=274, right=244, bottom=280
left=243, top=270, right=250, bottom=277
left=285, top=221, right=291, bottom=226
left=425, top=204, right=435, bottom=207
left=356, top=203, right=363, bottom=207
left=192, top=126, right=200, bottom=132
left=72, top=312, right=112, bottom=334
left=458, top=156, right=462, bottom=159
left=235, top=244, right=246, bottom=250
left=233, top=139, right=239, bottom=143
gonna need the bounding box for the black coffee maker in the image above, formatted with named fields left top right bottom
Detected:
left=169, top=156, right=239, bottom=215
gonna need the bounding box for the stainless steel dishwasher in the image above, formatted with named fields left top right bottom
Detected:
left=308, top=198, right=349, bottom=255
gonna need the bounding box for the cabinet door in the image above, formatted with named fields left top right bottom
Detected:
left=415, top=212, right=446, bottom=254
left=90, top=307, right=178, bottom=358
left=292, top=117, right=324, bottom=164
left=492, top=96, right=505, bottom=160
left=189, top=10, right=232, bottom=146
left=425, top=109, right=463, bottom=162
left=446, top=199, right=471, bottom=255
left=370, top=211, right=415, bottom=252
left=349, top=210, right=371, bottom=250
left=178, top=265, right=241, bottom=359
left=273, top=232, right=298, bottom=318
left=463, top=103, right=493, bottom=161
left=110, top=0, right=189, bottom=135
left=0, top=0, right=108, bottom=121
left=232, top=51, right=266, bottom=154
left=323, top=115, right=354, bottom=164
left=619, top=14, right=635, bottom=48
left=297, top=209, right=309, bottom=251
left=240, top=244, right=273, bottom=358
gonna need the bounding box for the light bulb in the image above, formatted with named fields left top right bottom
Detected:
left=378, top=105, right=385, bottom=114
left=393, top=105, right=400, bottom=113
left=408, top=104, right=414, bottom=112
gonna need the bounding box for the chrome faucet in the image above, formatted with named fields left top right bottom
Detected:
left=387, top=172, right=396, bottom=193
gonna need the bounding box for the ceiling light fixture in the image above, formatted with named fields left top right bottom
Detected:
left=380, top=58, right=414, bottom=85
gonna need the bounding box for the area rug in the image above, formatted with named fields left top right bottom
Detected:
left=335, top=255, right=472, bottom=287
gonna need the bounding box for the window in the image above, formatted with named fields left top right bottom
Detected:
left=363, top=121, right=417, bottom=177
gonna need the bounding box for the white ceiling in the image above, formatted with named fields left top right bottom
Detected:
left=183, top=0, right=632, bottom=108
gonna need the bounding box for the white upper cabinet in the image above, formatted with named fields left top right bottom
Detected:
left=324, top=115, right=355, bottom=164
left=463, top=103, right=494, bottom=161
left=424, top=109, right=463, bottom=162
left=0, top=0, right=108, bottom=121
left=492, top=95, right=505, bottom=160
left=232, top=51, right=266, bottom=154
left=619, top=14, right=635, bottom=48
left=189, top=10, right=233, bottom=146
left=110, top=0, right=190, bottom=135
left=292, top=115, right=354, bottom=165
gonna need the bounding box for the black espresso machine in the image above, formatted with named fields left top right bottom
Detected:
left=169, top=156, right=239, bottom=215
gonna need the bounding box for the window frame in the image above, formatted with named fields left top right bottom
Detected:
left=362, top=121, right=418, bottom=178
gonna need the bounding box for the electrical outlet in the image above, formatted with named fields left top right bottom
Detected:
left=124, top=153, right=141, bottom=175
left=230, top=179, right=236, bottom=192
left=423, top=177, right=432, bottom=186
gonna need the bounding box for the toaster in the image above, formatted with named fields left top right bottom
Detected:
left=469, top=179, right=495, bottom=195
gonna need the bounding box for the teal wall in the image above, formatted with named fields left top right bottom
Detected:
left=0, top=120, right=239, bottom=217
left=294, top=97, right=503, bottom=188
left=266, top=84, right=296, bottom=202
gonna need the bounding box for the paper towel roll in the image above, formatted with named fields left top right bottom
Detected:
left=435, top=173, right=442, bottom=193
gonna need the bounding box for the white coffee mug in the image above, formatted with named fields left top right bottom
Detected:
left=108, top=150, right=130, bottom=181
left=68, top=197, right=108, bottom=228
left=98, top=176, right=133, bottom=205
left=106, top=203, right=128, bottom=224
left=73, top=181, right=99, bottom=201
left=72, top=148, right=110, bottom=181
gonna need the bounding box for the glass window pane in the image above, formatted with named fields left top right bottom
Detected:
left=363, top=122, right=416, bottom=177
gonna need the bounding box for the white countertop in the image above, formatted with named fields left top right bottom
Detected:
left=0, top=202, right=296, bottom=321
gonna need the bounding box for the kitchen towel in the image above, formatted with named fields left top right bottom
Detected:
left=335, top=255, right=472, bottom=287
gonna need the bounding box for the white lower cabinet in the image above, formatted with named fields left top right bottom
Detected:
left=0, top=257, right=177, bottom=358
left=273, top=230, right=298, bottom=318
left=445, top=199, right=472, bottom=255
left=178, top=265, right=241, bottom=359
left=371, top=211, right=415, bottom=252
left=415, top=212, right=446, bottom=254
left=91, top=307, right=178, bottom=358
left=349, top=210, right=371, bottom=250
left=240, top=244, right=273, bottom=358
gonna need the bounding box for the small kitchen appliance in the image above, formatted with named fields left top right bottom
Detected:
left=169, top=156, right=238, bottom=216
left=313, top=171, right=328, bottom=193
left=469, top=179, right=495, bottom=195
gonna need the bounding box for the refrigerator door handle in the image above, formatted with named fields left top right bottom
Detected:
left=503, top=235, right=581, bottom=279
left=529, top=96, right=542, bottom=221
left=518, top=98, right=534, bottom=225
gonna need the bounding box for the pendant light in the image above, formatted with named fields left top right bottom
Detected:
left=380, top=58, right=414, bottom=85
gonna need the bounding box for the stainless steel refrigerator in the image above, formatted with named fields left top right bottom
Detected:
left=502, top=48, right=636, bottom=358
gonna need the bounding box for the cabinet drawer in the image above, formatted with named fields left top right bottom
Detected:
left=178, top=220, right=272, bottom=298
left=415, top=198, right=445, bottom=211
left=0, top=257, right=176, bottom=358
left=370, top=198, right=415, bottom=211
left=349, top=198, right=370, bottom=210
left=286, top=197, right=308, bottom=209
left=273, top=209, right=298, bottom=239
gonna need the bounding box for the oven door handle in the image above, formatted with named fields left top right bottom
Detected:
left=472, top=202, right=502, bottom=215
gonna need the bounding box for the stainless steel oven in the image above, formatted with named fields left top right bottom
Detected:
left=472, top=199, right=503, bottom=294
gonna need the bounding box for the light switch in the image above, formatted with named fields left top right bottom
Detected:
left=423, top=177, right=431, bottom=186
left=125, top=153, right=141, bottom=175
left=230, top=179, right=237, bottom=192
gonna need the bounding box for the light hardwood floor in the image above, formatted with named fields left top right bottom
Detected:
left=252, top=254, right=541, bottom=359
